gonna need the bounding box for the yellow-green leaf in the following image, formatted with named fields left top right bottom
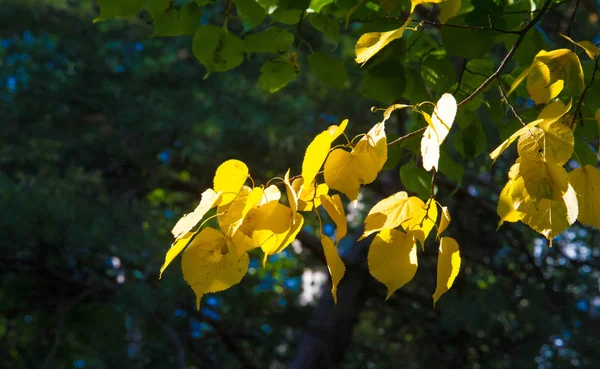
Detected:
left=355, top=20, right=410, bottom=65
left=324, top=122, right=387, bottom=200
left=432, top=236, right=461, bottom=305
left=301, top=119, right=349, bottom=187
left=320, top=194, right=347, bottom=240
left=489, top=119, right=544, bottom=162
left=368, top=228, right=418, bottom=300
left=437, top=206, right=451, bottom=238
left=405, top=198, right=437, bottom=248
left=321, top=235, right=345, bottom=304
left=410, top=0, right=445, bottom=12
left=560, top=34, right=600, bottom=59
left=182, top=227, right=249, bottom=309
left=518, top=156, right=569, bottom=201
left=568, top=165, right=600, bottom=230
left=160, top=231, right=196, bottom=278
left=214, top=159, right=249, bottom=205
left=171, top=188, right=222, bottom=240
left=497, top=177, right=523, bottom=229
left=421, top=93, right=457, bottom=171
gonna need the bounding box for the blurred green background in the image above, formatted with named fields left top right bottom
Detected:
left=2, top=1, right=600, bottom=369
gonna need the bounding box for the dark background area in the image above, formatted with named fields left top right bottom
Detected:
left=2, top=1, right=600, bottom=369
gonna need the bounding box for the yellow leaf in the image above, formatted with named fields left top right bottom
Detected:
left=301, top=119, right=349, bottom=187
left=421, top=93, right=457, bottom=171
left=432, top=236, right=461, bottom=305
left=160, top=231, right=196, bottom=278
left=512, top=176, right=578, bottom=239
left=361, top=192, right=432, bottom=242
left=489, top=119, right=544, bottom=162
left=213, top=159, right=249, bottom=205
left=405, top=198, right=437, bottom=248
left=171, top=188, right=222, bottom=240
left=596, top=109, right=600, bottom=154
left=497, top=178, right=523, bottom=229
left=321, top=235, right=346, bottom=304
left=260, top=184, right=281, bottom=205
left=518, top=156, right=569, bottom=201
left=537, top=99, right=572, bottom=124
left=320, top=194, right=347, bottom=240
left=324, top=122, right=387, bottom=200
left=250, top=203, right=304, bottom=263
left=182, top=227, right=249, bottom=309
left=368, top=228, right=418, bottom=300
left=294, top=179, right=329, bottom=211
left=219, top=186, right=262, bottom=236
left=437, top=206, right=451, bottom=238
left=517, top=120, right=574, bottom=165
left=568, top=165, right=600, bottom=230
left=355, top=19, right=410, bottom=65
left=560, top=34, right=600, bottom=59
left=507, top=49, right=584, bottom=104
left=284, top=169, right=300, bottom=216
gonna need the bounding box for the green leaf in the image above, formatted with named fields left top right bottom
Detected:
left=308, top=52, right=348, bottom=89
left=271, top=9, right=303, bottom=25
left=94, top=0, right=145, bottom=21
left=439, top=149, right=464, bottom=185
left=193, top=25, right=245, bottom=73
left=245, top=27, right=295, bottom=54
left=360, top=59, right=406, bottom=104
left=259, top=56, right=298, bottom=92
left=148, top=0, right=202, bottom=36
left=403, top=66, right=431, bottom=104
left=310, top=0, right=335, bottom=12
left=574, top=137, right=598, bottom=167
left=400, top=162, right=432, bottom=200
left=421, top=54, right=456, bottom=93
left=454, top=114, right=487, bottom=158
left=441, top=12, right=497, bottom=59
left=233, top=0, right=266, bottom=30
left=309, top=14, right=339, bottom=39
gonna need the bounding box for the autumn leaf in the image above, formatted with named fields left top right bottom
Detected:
left=213, top=159, right=249, bottom=205
left=355, top=20, right=410, bottom=66
left=560, top=34, right=600, bottom=59
left=432, top=236, right=461, bottom=305
left=321, top=235, right=345, bottom=304
left=497, top=169, right=524, bottom=229
left=284, top=169, right=300, bottom=215
left=320, top=194, right=347, bottom=240
left=171, top=188, right=222, bottom=240
left=294, top=179, right=329, bottom=211
left=518, top=156, right=569, bottom=201
left=490, top=119, right=543, bottom=162
left=507, top=49, right=584, bottom=104
left=361, top=191, right=435, bottom=245
left=219, top=186, right=263, bottom=236
left=568, top=165, right=600, bottom=230
left=421, top=93, right=457, bottom=171
left=302, top=119, right=349, bottom=187
left=324, top=122, right=387, bottom=200
left=160, top=231, right=196, bottom=279
left=182, top=227, right=249, bottom=309
left=437, top=206, right=451, bottom=238
left=368, top=228, right=418, bottom=300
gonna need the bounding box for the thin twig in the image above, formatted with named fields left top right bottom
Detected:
left=498, top=82, right=526, bottom=127
left=454, top=58, right=466, bottom=95
left=457, top=0, right=554, bottom=108
left=387, top=17, right=521, bottom=34
left=388, top=127, right=427, bottom=146
left=564, top=0, right=580, bottom=41
left=571, top=56, right=599, bottom=128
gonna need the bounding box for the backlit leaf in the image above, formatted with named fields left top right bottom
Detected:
left=560, top=34, right=600, bottom=60
left=284, top=169, right=300, bottom=216
left=294, top=179, right=329, bottom=211
left=213, top=159, right=249, bottom=205
left=160, top=231, right=196, bottom=278
left=432, top=236, right=461, bottom=304
left=193, top=25, right=245, bottom=73
left=355, top=20, right=410, bottom=65
left=171, top=188, right=222, bottom=239
left=301, top=119, right=349, bottom=187
left=368, top=228, right=418, bottom=300
left=321, top=235, right=345, bottom=304
left=518, top=156, right=568, bottom=201
left=182, top=227, right=249, bottom=309
left=489, top=119, right=544, bottom=162
left=437, top=206, right=451, bottom=238
left=259, top=56, right=298, bottom=93
left=324, top=122, right=387, bottom=200
left=568, top=165, right=600, bottom=230
left=245, top=27, right=294, bottom=54
left=421, top=93, right=457, bottom=171
left=233, top=0, right=266, bottom=29
left=320, top=194, right=347, bottom=240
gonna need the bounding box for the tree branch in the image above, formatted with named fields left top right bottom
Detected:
left=457, top=0, right=554, bottom=108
